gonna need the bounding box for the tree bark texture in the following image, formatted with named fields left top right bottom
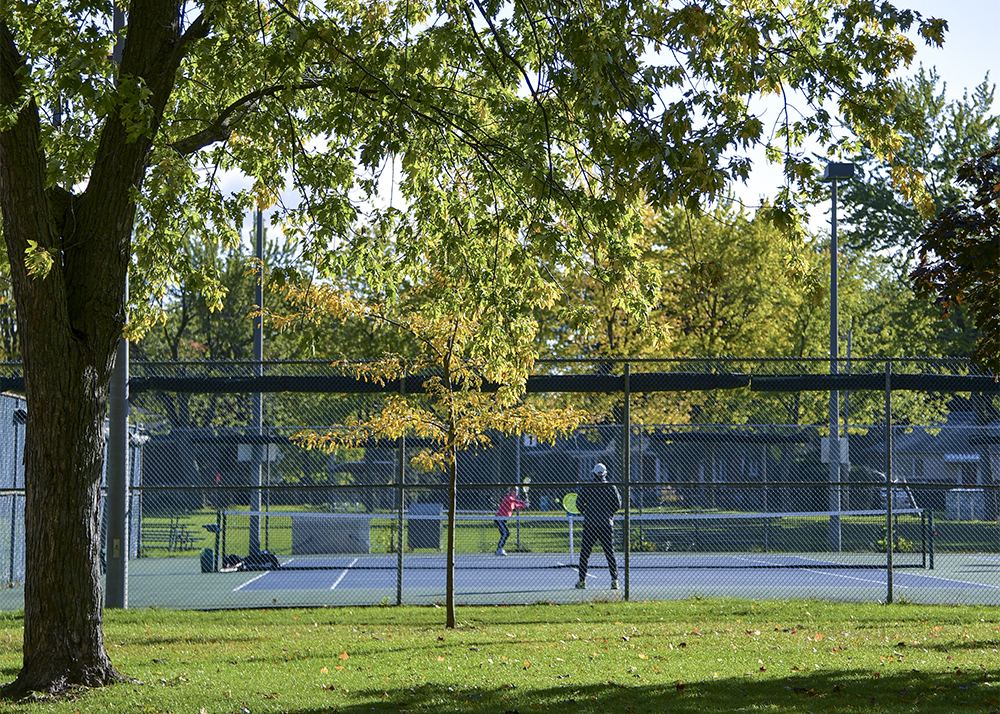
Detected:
left=0, top=1, right=187, bottom=695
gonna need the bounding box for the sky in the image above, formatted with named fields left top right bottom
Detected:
left=902, top=0, right=1000, bottom=106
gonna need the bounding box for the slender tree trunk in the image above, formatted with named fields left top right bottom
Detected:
left=446, top=443, right=457, bottom=629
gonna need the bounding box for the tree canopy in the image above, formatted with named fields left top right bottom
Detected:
left=836, top=69, right=999, bottom=359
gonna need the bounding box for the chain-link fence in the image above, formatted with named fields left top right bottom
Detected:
left=4, top=357, right=1000, bottom=609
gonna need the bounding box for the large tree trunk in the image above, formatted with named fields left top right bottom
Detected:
left=0, top=26, right=126, bottom=689
left=14, top=354, right=123, bottom=694
left=0, top=3, right=189, bottom=696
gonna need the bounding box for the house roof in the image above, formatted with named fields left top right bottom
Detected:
left=881, top=411, right=1000, bottom=457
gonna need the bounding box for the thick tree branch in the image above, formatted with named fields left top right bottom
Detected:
left=169, top=79, right=326, bottom=155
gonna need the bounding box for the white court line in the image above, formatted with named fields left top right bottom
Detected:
left=331, top=558, right=359, bottom=589
left=234, top=570, right=271, bottom=591
left=557, top=561, right=588, bottom=577
left=895, top=572, right=1000, bottom=590
left=727, top=554, right=906, bottom=587
left=731, top=554, right=1000, bottom=589
left=233, top=557, right=293, bottom=591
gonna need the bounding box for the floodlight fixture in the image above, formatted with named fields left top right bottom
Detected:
left=822, top=162, right=856, bottom=181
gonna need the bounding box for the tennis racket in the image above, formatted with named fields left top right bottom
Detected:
left=562, top=492, right=579, bottom=514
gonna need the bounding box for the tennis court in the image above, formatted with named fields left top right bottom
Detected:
left=72, top=506, right=1000, bottom=609
left=92, top=548, right=1000, bottom=611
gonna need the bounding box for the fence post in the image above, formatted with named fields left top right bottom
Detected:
left=623, top=363, right=631, bottom=600
left=885, top=361, right=893, bottom=603
left=397, top=372, right=406, bottom=606
left=104, top=0, right=128, bottom=612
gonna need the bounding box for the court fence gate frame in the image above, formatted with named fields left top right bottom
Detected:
left=3, top=357, right=1000, bottom=610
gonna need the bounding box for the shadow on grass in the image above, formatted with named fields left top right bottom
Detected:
left=209, top=668, right=997, bottom=713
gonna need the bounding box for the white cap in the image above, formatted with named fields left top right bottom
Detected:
left=592, top=463, right=607, bottom=477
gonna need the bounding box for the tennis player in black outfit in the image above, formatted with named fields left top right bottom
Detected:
left=575, top=462, right=621, bottom=590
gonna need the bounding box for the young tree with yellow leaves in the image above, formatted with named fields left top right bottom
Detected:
left=272, top=279, right=590, bottom=628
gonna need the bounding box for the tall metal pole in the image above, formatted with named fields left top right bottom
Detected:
left=885, top=362, right=894, bottom=603
left=822, top=161, right=854, bottom=552
left=105, top=5, right=129, bottom=609
left=396, top=373, right=405, bottom=605
left=828, top=175, right=842, bottom=551
left=249, top=210, right=264, bottom=554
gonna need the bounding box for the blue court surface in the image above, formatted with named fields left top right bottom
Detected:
left=206, top=551, right=1000, bottom=608
left=0, top=550, right=985, bottom=612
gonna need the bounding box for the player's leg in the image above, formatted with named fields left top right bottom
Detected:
left=577, top=527, right=596, bottom=587
left=598, top=525, right=618, bottom=585
left=495, top=519, right=509, bottom=554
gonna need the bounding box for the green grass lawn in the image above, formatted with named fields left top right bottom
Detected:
left=2, top=598, right=1000, bottom=712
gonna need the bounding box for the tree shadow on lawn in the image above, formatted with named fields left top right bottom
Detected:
left=247, top=668, right=997, bottom=713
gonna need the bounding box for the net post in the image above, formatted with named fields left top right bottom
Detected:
left=214, top=510, right=222, bottom=572
left=921, top=509, right=926, bottom=569
left=927, top=508, right=934, bottom=570
left=885, top=361, right=893, bottom=602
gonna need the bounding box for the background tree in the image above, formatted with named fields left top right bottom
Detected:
left=537, top=199, right=958, bottom=429
left=836, top=68, right=999, bottom=357
left=911, top=143, right=1000, bottom=373
left=0, top=0, right=948, bottom=696
left=0, top=249, right=18, bottom=362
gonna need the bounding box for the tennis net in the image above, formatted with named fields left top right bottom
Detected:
left=208, top=508, right=932, bottom=571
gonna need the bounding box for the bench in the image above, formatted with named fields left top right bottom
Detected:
left=139, top=518, right=200, bottom=555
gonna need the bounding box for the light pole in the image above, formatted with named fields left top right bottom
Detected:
left=822, top=161, right=855, bottom=552
left=251, top=209, right=265, bottom=555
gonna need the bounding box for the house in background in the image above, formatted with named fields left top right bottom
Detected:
left=889, top=411, right=996, bottom=486
left=878, top=410, right=1000, bottom=515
